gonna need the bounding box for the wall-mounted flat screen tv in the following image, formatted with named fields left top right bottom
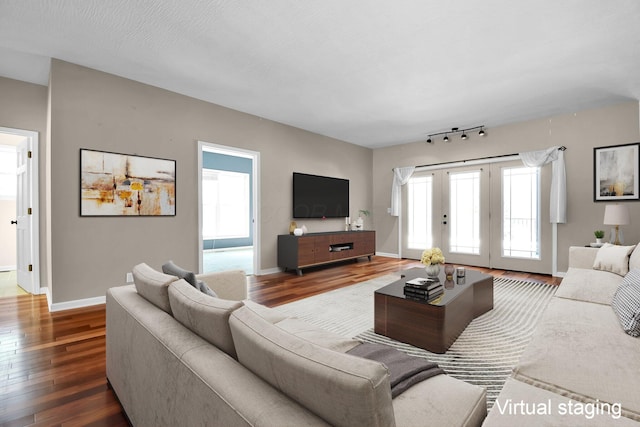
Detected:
left=293, top=172, right=349, bottom=218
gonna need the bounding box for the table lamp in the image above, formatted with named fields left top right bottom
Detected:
left=603, top=204, right=630, bottom=245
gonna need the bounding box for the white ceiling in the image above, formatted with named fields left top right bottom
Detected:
left=1, top=0, right=640, bottom=149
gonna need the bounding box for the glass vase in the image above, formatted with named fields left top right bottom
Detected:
left=424, top=264, right=441, bottom=279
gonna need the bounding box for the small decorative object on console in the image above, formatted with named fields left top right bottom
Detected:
left=444, top=263, right=455, bottom=279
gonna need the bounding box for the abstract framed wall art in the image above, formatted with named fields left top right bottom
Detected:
left=80, top=149, right=176, bottom=216
left=593, top=142, right=639, bottom=201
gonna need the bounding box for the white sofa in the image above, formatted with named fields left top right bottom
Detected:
left=107, top=262, right=487, bottom=426
left=484, top=244, right=640, bottom=426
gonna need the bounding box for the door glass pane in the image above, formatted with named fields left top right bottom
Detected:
left=202, top=169, right=250, bottom=239
left=503, top=166, right=540, bottom=259
left=407, top=175, right=433, bottom=249
left=0, top=148, right=16, bottom=199
left=449, top=171, right=480, bottom=254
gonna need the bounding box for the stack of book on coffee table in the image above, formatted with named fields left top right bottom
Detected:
left=404, top=277, right=444, bottom=303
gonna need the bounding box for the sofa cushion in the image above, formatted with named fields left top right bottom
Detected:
left=593, top=243, right=636, bottom=276
left=629, top=244, right=640, bottom=270
left=485, top=378, right=635, bottom=426
left=612, top=269, right=640, bottom=337
left=162, top=260, right=218, bottom=298
left=229, top=306, right=395, bottom=427
left=275, top=317, right=361, bottom=353
left=555, top=267, right=620, bottom=305
left=242, top=299, right=289, bottom=323
left=132, top=262, right=179, bottom=314
left=168, top=279, right=243, bottom=358
left=513, top=297, right=640, bottom=421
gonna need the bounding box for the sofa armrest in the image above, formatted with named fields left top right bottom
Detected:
left=196, top=270, right=247, bottom=301
left=568, top=246, right=599, bottom=269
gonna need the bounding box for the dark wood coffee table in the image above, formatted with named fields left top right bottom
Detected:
left=374, top=268, right=493, bottom=353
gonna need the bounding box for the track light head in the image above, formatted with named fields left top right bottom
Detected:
left=427, top=137, right=432, bottom=143
left=478, top=128, right=485, bottom=137
left=461, top=132, right=467, bottom=140
left=443, top=134, right=449, bottom=142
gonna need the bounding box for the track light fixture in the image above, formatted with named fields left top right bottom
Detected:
left=426, top=125, right=486, bottom=144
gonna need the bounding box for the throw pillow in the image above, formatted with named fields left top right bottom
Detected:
left=162, top=260, right=218, bottom=297
left=198, top=280, right=219, bottom=298
left=611, top=269, right=640, bottom=337
left=593, top=243, right=636, bottom=276
left=162, top=260, right=198, bottom=288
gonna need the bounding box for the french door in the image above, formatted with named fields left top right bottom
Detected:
left=401, top=160, right=552, bottom=274
left=402, top=166, right=489, bottom=267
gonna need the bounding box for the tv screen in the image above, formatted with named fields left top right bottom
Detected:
left=293, top=172, right=349, bottom=218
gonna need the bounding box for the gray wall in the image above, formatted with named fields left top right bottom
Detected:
left=372, top=101, right=640, bottom=272
left=0, top=76, right=48, bottom=286
left=48, top=60, right=373, bottom=305
left=3, top=62, right=640, bottom=306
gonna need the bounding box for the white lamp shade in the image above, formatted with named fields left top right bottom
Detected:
left=603, top=204, right=630, bottom=226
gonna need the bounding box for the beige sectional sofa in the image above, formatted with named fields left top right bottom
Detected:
left=484, top=244, right=640, bottom=426
left=107, top=263, right=487, bottom=426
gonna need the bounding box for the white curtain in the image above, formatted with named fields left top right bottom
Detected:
left=519, top=146, right=566, bottom=223
left=390, top=166, right=415, bottom=217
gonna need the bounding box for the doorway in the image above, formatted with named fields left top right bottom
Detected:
left=0, top=127, right=40, bottom=296
left=198, top=142, right=259, bottom=275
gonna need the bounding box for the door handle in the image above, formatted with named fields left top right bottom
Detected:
left=11, top=220, right=17, bottom=225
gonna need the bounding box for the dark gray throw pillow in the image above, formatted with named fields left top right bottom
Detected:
left=162, top=260, right=217, bottom=297
left=611, top=268, right=640, bottom=337
left=162, top=260, right=198, bottom=288
left=198, top=280, right=218, bottom=298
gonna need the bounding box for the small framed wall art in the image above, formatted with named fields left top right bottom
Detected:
left=593, top=142, right=639, bottom=202
left=80, top=149, right=176, bottom=216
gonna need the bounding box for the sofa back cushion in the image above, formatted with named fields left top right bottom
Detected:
left=168, top=279, right=243, bottom=358
left=592, top=243, right=636, bottom=276
left=133, top=262, right=179, bottom=314
left=229, top=305, right=395, bottom=427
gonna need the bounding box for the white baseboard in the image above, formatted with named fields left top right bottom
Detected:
left=257, top=267, right=281, bottom=275
left=0, top=265, right=16, bottom=271
left=376, top=252, right=400, bottom=258
left=48, top=294, right=106, bottom=312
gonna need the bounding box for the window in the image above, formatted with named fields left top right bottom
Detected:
left=202, top=169, right=250, bottom=239
left=0, top=147, right=16, bottom=200
left=449, top=171, right=481, bottom=254
left=406, top=175, right=433, bottom=249
left=502, top=166, right=540, bottom=259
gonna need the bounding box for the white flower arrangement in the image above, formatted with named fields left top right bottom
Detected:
left=421, top=247, right=445, bottom=266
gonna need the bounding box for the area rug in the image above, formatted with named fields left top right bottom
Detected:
left=275, top=273, right=557, bottom=409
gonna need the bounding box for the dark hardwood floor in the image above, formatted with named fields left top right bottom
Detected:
left=0, top=257, right=560, bottom=425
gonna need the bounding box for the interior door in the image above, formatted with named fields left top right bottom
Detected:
left=16, top=137, right=33, bottom=293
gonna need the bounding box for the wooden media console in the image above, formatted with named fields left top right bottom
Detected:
left=277, top=230, right=375, bottom=275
